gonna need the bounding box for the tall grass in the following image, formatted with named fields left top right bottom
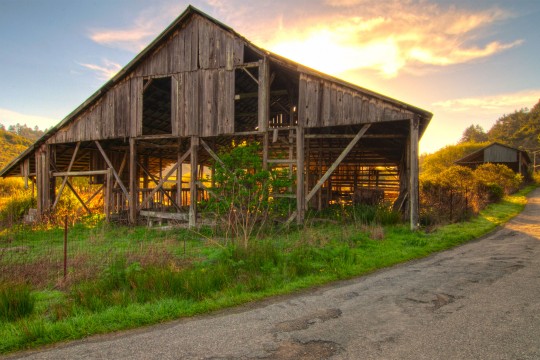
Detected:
left=0, top=283, right=35, bottom=321
left=0, top=186, right=534, bottom=354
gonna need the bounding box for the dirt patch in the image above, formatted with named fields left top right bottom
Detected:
left=274, top=308, right=342, bottom=332
left=268, top=340, right=340, bottom=360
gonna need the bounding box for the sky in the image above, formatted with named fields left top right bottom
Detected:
left=1, top=0, right=539, bottom=154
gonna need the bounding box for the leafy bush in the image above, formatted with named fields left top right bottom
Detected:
left=204, top=142, right=293, bottom=247
left=0, top=283, right=35, bottom=321
left=420, top=163, right=523, bottom=225
left=474, top=163, right=522, bottom=195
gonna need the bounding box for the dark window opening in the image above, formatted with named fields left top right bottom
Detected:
left=142, top=77, right=172, bottom=135
left=234, top=67, right=259, bottom=132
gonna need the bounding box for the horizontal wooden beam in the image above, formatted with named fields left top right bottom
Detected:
left=235, top=61, right=260, bottom=69
left=52, top=170, right=109, bottom=177
left=267, top=159, right=296, bottom=164
left=235, top=89, right=288, bottom=100
left=136, top=134, right=179, bottom=140
left=140, top=210, right=188, bottom=221
left=305, top=134, right=406, bottom=139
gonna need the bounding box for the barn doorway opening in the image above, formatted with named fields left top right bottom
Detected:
left=142, top=77, right=172, bottom=135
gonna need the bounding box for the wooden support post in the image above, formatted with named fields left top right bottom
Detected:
left=296, top=126, right=305, bottom=224
left=35, top=144, right=51, bottom=219
left=258, top=56, right=270, bottom=133
left=317, top=154, right=322, bottom=211
left=409, top=117, right=419, bottom=230
left=177, top=139, right=183, bottom=207
left=129, top=138, right=138, bottom=225
left=189, top=136, right=199, bottom=228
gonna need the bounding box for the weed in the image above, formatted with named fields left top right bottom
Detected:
left=0, top=283, right=35, bottom=321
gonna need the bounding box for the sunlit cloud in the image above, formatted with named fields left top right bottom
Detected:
left=258, top=1, right=521, bottom=77
left=0, top=108, right=57, bottom=130
left=79, top=60, right=122, bottom=80
left=87, top=0, right=522, bottom=79
left=432, top=90, right=540, bottom=114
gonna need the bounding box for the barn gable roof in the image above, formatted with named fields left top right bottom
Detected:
left=1, top=5, right=432, bottom=177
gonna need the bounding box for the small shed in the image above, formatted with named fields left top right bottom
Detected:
left=0, top=6, right=432, bottom=229
left=455, top=142, right=531, bottom=177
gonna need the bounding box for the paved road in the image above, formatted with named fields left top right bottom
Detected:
left=7, top=190, right=540, bottom=359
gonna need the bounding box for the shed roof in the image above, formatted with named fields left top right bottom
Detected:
left=455, top=142, right=532, bottom=165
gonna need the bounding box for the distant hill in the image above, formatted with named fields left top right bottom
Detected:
left=0, top=127, right=34, bottom=169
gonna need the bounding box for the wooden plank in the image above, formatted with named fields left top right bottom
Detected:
left=129, top=138, right=138, bottom=224
left=189, top=17, right=199, bottom=71
left=198, top=18, right=210, bottom=69
left=136, top=134, right=179, bottom=140
left=305, top=79, right=320, bottom=127
left=217, top=69, right=234, bottom=134
left=177, top=139, right=183, bottom=207
left=296, top=126, right=305, bottom=224
left=258, top=57, right=270, bottom=132
left=185, top=71, right=200, bottom=135
left=233, top=38, right=244, bottom=66
left=52, top=170, right=108, bottom=177
left=410, top=117, right=419, bottom=230
left=140, top=210, right=188, bottom=221
left=171, top=74, right=179, bottom=136
left=189, top=136, right=199, bottom=228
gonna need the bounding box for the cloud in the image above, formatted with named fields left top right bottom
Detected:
left=78, top=59, right=122, bottom=80
left=0, top=108, right=58, bottom=130
left=253, top=1, right=521, bottom=78
left=432, top=90, right=540, bottom=115
left=86, top=0, right=522, bottom=79
left=88, top=2, right=185, bottom=52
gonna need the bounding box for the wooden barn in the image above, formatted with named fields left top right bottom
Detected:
left=455, top=142, right=531, bottom=178
left=0, top=6, right=432, bottom=229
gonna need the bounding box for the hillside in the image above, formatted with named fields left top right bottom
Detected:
left=0, top=128, right=33, bottom=169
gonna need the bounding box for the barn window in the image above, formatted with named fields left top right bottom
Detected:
left=142, top=77, right=172, bottom=135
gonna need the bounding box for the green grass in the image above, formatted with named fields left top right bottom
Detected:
left=0, top=185, right=534, bottom=354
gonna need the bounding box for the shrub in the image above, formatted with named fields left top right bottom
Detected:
left=474, top=163, right=522, bottom=195
left=204, top=142, right=293, bottom=247
left=0, top=283, right=35, bottom=321
left=419, top=163, right=522, bottom=226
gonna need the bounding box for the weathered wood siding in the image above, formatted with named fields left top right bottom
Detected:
left=172, top=69, right=234, bottom=137
left=48, top=14, right=242, bottom=144
left=135, top=16, right=243, bottom=77
left=48, top=77, right=133, bottom=144
left=298, top=74, right=415, bottom=127
left=484, top=144, right=517, bottom=163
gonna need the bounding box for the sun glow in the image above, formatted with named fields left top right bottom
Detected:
left=269, top=27, right=402, bottom=78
